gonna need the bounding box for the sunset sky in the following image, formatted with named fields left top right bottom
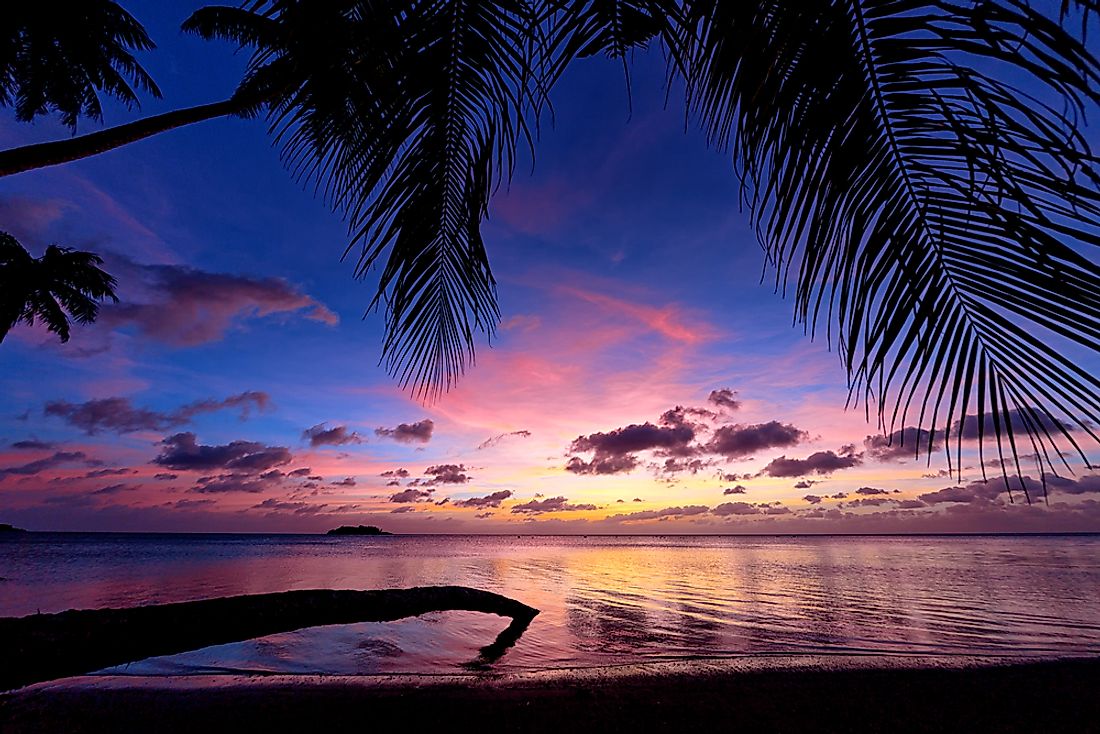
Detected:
left=1, top=0, right=1098, bottom=534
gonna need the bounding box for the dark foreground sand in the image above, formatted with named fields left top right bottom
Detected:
left=3, top=657, right=1099, bottom=733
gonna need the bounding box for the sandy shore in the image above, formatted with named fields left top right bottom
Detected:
left=3, top=656, right=1099, bottom=733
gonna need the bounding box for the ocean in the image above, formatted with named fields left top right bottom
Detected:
left=2, top=533, right=1098, bottom=676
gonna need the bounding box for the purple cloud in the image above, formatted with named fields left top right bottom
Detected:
left=453, top=490, right=513, bottom=508
left=706, top=421, right=806, bottom=459
left=303, top=424, right=363, bottom=447
left=45, top=392, right=270, bottom=435
left=101, top=262, right=338, bottom=346
left=153, top=432, right=292, bottom=473
left=761, top=449, right=863, bottom=477
left=708, top=388, right=741, bottom=410
left=375, top=419, right=434, bottom=444
left=510, top=496, right=598, bottom=514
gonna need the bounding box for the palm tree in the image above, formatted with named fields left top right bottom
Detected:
left=0, top=1, right=161, bottom=129
left=0, top=233, right=119, bottom=343
left=0, top=1, right=1097, bottom=493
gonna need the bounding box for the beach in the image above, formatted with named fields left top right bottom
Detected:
left=4, top=657, right=1100, bottom=733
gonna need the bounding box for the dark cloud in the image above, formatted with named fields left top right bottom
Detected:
left=864, top=427, right=939, bottom=461
left=510, top=496, right=598, bottom=514
left=154, top=473, right=178, bottom=481
left=761, top=449, right=863, bottom=478
left=477, top=430, right=532, bottom=450
left=803, top=495, right=823, bottom=504
left=44, top=392, right=270, bottom=435
left=423, top=464, right=471, bottom=485
left=453, top=490, right=513, bottom=508
left=332, top=477, right=356, bottom=487
left=565, top=454, right=640, bottom=475
left=83, top=468, right=135, bottom=479
left=375, top=419, right=434, bottom=444
left=303, top=424, right=362, bottom=447
left=793, top=480, right=816, bottom=489
left=848, top=497, right=891, bottom=507
left=11, top=439, right=55, bottom=450
left=706, top=422, right=806, bottom=459
left=855, top=487, right=890, bottom=496
left=659, top=457, right=713, bottom=475
left=723, top=485, right=747, bottom=495
left=91, top=483, right=136, bottom=496
left=897, top=499, right=928, bottom=509
left=708, top=388, right=741, bottom=410
left=473, top=511, right=494, bottom=519
left=608, top=505, right=710, bottom=522
left=1048, top=474, right=1100, bottom=495
left=712, top=501, right=760, bottom=516
left=100, top=261, right=338, bottom=346
left=389, top=488, right=434, bottom=503
left=153, top=433, right=292, bottom=473
left=390, top=506, right=417, bottom=514
left=0, top=450, right=92, bottom=478
left=571, top=422, right=696, bottom=459
left=764, top=505, right=791, bottom=515
left=192, top=472, right=281, bottom=494
left=918, top=483, right=1005, bottom=505
left=381, top=468, right=410, bottom=478
left=659, top=406, right=718, bottom=430
left=288, top=467, right=312, bottom=477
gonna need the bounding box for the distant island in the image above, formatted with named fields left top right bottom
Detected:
left=326, top=525, right=393, bottom=536
left=0, top=523, right=26, bottom=533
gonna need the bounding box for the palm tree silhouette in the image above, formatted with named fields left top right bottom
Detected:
left=0, top=1, right=1097, bottom=493
left=0, top=233, right=119, bottom=344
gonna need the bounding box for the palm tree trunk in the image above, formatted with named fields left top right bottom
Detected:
left=0, top=98, right=253, bottom=178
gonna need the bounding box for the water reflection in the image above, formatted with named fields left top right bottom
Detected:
left=2, top=534, right=1099, bottom=674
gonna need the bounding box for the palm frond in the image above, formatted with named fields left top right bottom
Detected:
left=189, top=1, right=548, bottom=400
left=683, top=0, right=1100, bottom=497
left=0, top=1, right=160, bottom=129
left=0, top=233, right=118, bottom=343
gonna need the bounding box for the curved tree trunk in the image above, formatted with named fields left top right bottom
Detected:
left=0, top=98, right=251, bottom=178
left=1, top=586, right=540, bottom=691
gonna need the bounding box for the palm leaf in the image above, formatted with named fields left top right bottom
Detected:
left=682, top=0, right=1100, bottom=497
left=0, top=1, right=160, bottom=129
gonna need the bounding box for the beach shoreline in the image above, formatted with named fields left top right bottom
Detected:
left=4, top=656, right=1099, bottom=733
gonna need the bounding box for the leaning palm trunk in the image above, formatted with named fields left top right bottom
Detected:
left=0, top=586, right=540, bottom=690
left=0, top=98, right=250, bottom=177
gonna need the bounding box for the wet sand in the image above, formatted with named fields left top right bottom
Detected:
left=3, top=656, right=1099, bottom=733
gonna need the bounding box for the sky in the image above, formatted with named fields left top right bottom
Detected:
left=1, top=0, right=1098, bottom=534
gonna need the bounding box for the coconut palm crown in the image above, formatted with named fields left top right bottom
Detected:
left=0, top=233, right=119, bottom=344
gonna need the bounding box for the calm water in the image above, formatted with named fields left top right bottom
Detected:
left=2, top=533, right=1099, bottom=675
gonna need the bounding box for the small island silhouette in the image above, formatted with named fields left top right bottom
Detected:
left=0, top=523, right=26, bottom=533
left=326, top=525, right=392, bottom=536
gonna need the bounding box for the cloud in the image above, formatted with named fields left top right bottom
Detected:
left=712, top=501, right=761, bottom=516
left=723, top=485, right=747, bottom=495
left=0, top=450, right=93, bottom=478
left=760, top=449, right=863, bottom=478
left=571, top=422, right=696, bottom=458
left=793, top=480, right=816, bottom=489
left=380, top=468, right=409, bottom=478
left=375, top=419, right=434, bottom=444
left=855, top=487, right=890, bottom=496
left=303, top=424, right=363, bottom=447
left=390, top=506, right=418, bottom=514
left=918, top=483, right=1005, bottom=505
left=708, top=388, right=741, bottom=410
left=10, top=439, right=55, bottom=450
left=863, top=427, right=940, bottom=461
left=389, top=488, right=434, bottom=503
left=918, top=474, right=1100, bottom=505
left=477, top=430, right=532, bottom=450
left=101, top=262, right=338, bottom=346
left=706, top=422, right=806, bottom=459
left=191, top=471, right=284, bottom=494
left=608, top=505, right=710, bottom=522
left=510, top=496, right=598, bottom=514
left=44, top=392, right=270, bottom=435
left=332, top=477, right=356, bottom=487
left=154, top=473, right=178, bottom=481
left=91, top=483, right=136, bottom=496
left=423, top=464, right=471, bottom=485
left=153, top=432, right=292, bottom=473
left=803, top=495, right=823, bottom=504
left=566, top=454, right=640, bottom=475
left=453, top=490, right=513, bottom=508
